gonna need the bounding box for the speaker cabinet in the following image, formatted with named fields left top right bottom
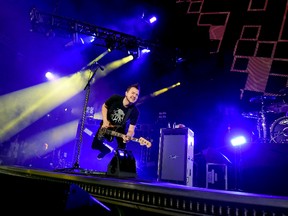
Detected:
left=157, top=128, right=194, bottom=186
left=107, top=149, right=137, bottom=178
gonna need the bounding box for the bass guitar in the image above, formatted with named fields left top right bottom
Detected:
left=98, top=127, right=152, bottom=148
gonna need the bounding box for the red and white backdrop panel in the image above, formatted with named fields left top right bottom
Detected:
left=176, top=0, right=288, bottom=97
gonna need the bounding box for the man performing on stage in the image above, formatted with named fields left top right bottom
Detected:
left=91, top=83, right=151, bottom=160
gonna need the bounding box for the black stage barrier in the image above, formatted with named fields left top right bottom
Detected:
left=0, top=173, right=112, bottom=215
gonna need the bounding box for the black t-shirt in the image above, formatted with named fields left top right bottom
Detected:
left=105, top=94, right=139, bottom=127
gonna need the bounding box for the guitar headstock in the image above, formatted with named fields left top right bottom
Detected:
left=139, top=137, right=152, bottom=148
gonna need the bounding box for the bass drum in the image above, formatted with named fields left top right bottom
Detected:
left=270, top=116, right=288, bottom=143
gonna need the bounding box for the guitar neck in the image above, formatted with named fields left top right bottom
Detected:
left=108, top=130, right=139, bottom=143
left=103, top=128, right=151, bottom=148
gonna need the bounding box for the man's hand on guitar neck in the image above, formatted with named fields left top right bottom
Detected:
left=122, top=135, right=131, bottom=143
left=123, top=128, right=135, bottom=143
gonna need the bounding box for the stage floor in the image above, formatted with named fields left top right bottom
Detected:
left=0, top=165, right=287, bottom=215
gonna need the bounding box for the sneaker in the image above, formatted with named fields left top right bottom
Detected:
left=97, top=147, right=112, bottom=160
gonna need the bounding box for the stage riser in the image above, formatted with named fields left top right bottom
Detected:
left=0, top=166, right=287, bottom=216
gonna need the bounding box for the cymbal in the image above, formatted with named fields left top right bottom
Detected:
left=249, top=95, right=277, bottom=103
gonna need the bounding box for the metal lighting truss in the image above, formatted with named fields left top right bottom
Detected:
left=29, top=7, right=157, bottom=51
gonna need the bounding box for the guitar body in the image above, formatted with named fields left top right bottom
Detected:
left=97, top=126, right=124, bottom=142
left=101, top=132, right=114, bottom=142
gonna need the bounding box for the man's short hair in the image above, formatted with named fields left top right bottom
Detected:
left=127, top=83, right=140, bottom=92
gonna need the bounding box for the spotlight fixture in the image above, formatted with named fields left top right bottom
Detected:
left=126, top=39, right=140, bottom=59
left=128, top=47, right=140, bottom=59
left=140, top=47, right=150, bottom=54
left=141, top=11, right=157, bottom=24
left=149, top=16, right=157, bottom=24
left=105, top=37, right=116, bottom=51
left=65, top=32, right=85, bottom=47
left=45, top=72, right=58, bottom=81
left=231, top=136, right=247, bottom=147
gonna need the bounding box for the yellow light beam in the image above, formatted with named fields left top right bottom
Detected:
left=136, top=82, right=181, bottom=105
left=151, top=82, right=181, bottom=97
left=85, top=55, right=133, bottom=85
left=0, top=50, right=131, bottom=143
left=21, top=120, right=78, bottom=160
left=0, top=72, right=86, bottom=142
left=86, top=49, right=110, bottom=67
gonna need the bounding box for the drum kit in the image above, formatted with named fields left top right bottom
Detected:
left=243, top=88, right=288, bottom=144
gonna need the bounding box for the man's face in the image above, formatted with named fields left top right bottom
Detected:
left=125, top=87, right=139, bottom=103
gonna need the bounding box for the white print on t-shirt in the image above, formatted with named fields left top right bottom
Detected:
left=111, top=108, right=125, bottom=124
